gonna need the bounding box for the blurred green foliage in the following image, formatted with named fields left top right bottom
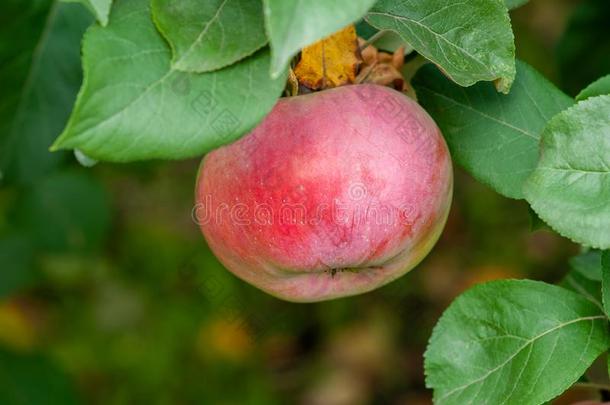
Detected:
left=0, top=349, right=79, bottom=405
left=0, top=0, right=605, bottom=404
left=557, top=0, right=610, bottom=96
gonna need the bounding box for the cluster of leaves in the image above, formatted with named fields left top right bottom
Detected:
left=414, top=64, right=610, bottom=251
left=400, top=2, right=610, bottom=402
left=51, top=0, right=519, bottom=161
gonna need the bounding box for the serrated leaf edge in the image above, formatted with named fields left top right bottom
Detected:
left=424, top=279, right=608, bottom=404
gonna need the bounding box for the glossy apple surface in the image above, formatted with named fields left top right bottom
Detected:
left=196, top=84, right=453, bottom=302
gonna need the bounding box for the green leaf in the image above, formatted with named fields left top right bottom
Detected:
left=62, top=0, right=111, bottom=26
left=366, top=0, right=516, bottom=93
left=527, top=207, right=547, bottom=231
left=505, top=0, right=529, bottom=9
left=560, top=268, right=603, bottom=311
left=570, top=250, right=603, bottom=282
left=13, top=171, right=111, bottom=253
left=0, top=235, right=36, bottom=299
left=52, top=0, right=287, bottom=162
left=425, top=280, right=609, bottom=405
left=576, top=74, right=610, bottom=101
left=0, top=349, right=80, bottom=405
left=151, top=0, right=267, bottom=73
left=524, top=95, right=610, bottom=249
left=0, top=2, right=93, bottom=186
left=603, top=251, right=610, bottom=318
left=561, top=251, right=604, bottom=310
left=264, top=0, right=377, bottom=78
left=413, top=61, right=573, bottom=199
left=355, top=20, right=378, bottom=40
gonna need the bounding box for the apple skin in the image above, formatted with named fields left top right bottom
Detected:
left=196, top=84, right=453, bottom=302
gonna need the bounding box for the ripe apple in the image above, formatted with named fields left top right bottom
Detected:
left=195, top=84, right=453, bottom=302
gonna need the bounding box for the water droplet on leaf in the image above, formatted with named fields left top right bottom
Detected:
left=74, top=149, right=98, bottom=168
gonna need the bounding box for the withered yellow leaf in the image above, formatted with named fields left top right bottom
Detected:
left=294, top=26, right=361, bottom=90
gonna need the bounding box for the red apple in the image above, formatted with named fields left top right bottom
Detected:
left=195, top=84, right=452, bottom=302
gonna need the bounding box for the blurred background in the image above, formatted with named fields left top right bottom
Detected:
left=0, top=0, right=609, bottom=404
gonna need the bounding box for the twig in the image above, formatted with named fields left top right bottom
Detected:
left=359, top=30, right=390, bottom=51
left=574, top=382, right=610, bottom=391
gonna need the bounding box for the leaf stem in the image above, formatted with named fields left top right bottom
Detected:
left=359, top=30, right=390, bottom=51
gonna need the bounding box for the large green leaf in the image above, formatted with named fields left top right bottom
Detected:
left=52, top=0, right=287, bottom=162
left=62, top=0, right=111, bottom=26
left=0, top=1, right=92, bottom=186
left=264, top=0, right=376, bottom=78
left=576, top=74, right=610, bottom=101
left=413, top=61, right=573, bottom=199
left=366, top=0, right=516, bottom=93
left=524, top=95, right=610, bottom=249
left=426, top=280, right=609, bottom=405
left=0, top=349, right=80, bottom=405
left=151, top=0, right=267, bottom=73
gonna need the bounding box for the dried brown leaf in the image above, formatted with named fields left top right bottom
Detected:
left=294, top=26, right=361, bottom=90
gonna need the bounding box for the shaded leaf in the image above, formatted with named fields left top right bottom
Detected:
left=560, top=269, right=603, bottom=311
left=52, top=0, right=287, bottom=162
left=570, top=250, right=603, bottom=282
left=62, top=0, right=111, bottom=26
left=355, top=19, right=378, bottom=40
left=527, top=206, right=547, bottom=231
left=577, top=74, right=610, bottom=101
left=426, top=280, right=609, bottom=405
left=603, top=251, right=610, bottom=318
left=294, top=26, right=360, bottom=90
left=561, top=251, right=604, bottom=310
left=366, top=0, right=516, bottom=92
left=413, top=61, right=573, bottom=199
left=524, top=95, right=610, bottom=249
left=151, top=0, right=267, bottom=73
left=0, top=2, right=93, bottom=186
left=264, top=0, right=376, bottom=78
